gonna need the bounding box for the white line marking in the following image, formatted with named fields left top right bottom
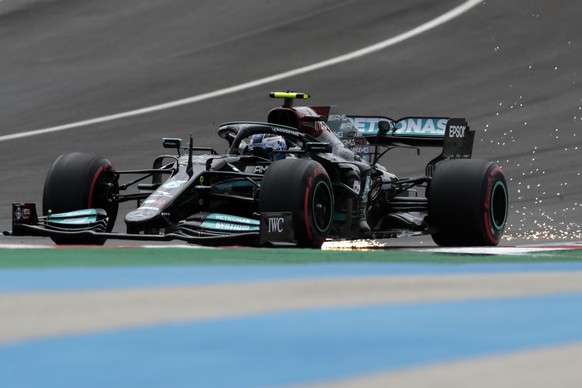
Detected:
left=0, top=0, right=481, bottom=142
left=421, top=247, right=578, bottom=255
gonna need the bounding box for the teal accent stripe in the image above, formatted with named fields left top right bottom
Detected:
left=205, top=213, right=260, bottom=225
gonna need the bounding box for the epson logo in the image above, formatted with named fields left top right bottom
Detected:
left=268, top=217, right=285, bottom=233
left=449, top=125, right=467, bottom=138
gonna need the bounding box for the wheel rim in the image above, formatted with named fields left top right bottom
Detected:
left=312, top=180, right=333, bottom=233
left=490, top=180, right=508, bottom=231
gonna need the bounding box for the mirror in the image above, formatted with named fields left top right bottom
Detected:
left=163, top=138, right=182, bottom=149
left=378, top=120, right=391, bottom=136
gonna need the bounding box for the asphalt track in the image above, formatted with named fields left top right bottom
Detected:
left=1, top=0, right=582, bottom=387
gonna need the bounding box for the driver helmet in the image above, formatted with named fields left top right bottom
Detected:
left=248, top=134, right=287, bottom=161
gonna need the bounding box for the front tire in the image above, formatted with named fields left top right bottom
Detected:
left=43, top=152, right=118, bottom=245
left=428, top=159, right=508, bottom=246
left=260, top=159, right=334, bottom=248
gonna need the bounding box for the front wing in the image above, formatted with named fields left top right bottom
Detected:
left=4, top=203, right=299, bottom=247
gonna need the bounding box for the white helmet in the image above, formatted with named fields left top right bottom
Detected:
left=248, top=134, right=287, bottom=160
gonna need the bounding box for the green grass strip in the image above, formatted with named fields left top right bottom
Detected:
left=0, top=247, right=581, bottom=268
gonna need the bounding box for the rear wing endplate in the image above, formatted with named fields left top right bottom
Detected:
left=425, top=118, right=475, bottom=176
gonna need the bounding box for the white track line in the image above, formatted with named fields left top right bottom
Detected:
left=0, top=0, right=481, bottom=143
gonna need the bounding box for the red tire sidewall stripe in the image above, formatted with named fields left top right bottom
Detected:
left=302, top=164, right=331, bottom=247
left=483, top=165, right=502, bottom=245
left=87, top=165, right=106, bottom=209
left=304, top=175, right=314, bottom=242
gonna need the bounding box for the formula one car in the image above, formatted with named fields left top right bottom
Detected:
left=6, top=92, right=508, bottom=248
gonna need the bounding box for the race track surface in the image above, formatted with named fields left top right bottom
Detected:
left=1, top=0, right=582, bottom=386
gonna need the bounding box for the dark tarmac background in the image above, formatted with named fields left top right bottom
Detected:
left=0, top=0, right=580, bottom=245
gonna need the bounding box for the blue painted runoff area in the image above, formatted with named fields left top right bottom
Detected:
left=2, top=292, right=582, bottom=388
left=1, top=262, right=582, bottom=291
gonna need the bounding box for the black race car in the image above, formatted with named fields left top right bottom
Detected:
left=6, top=92, right=508, bottom=248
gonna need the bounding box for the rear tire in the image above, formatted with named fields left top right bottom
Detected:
left=428, top=159, right=508, bottom=246
left=43, top=152, right=118, bottom=245
left=260, top=159, right=333, bottom=248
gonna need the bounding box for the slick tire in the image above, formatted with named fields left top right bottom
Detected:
left=428, top=159, right=508, bottom=246
left=43, top=152, right=118, bottom=245
left=260, top=159, right=334, bottom=248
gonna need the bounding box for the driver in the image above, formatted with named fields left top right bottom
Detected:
left=247, top=133, right=287, bottom=161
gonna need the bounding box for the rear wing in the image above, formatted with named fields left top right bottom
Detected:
left=348, top=116, right=467, bottom=145
left=347, top=116, right=475, bottom=176
left=309, top=106, right=474, bottom=174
